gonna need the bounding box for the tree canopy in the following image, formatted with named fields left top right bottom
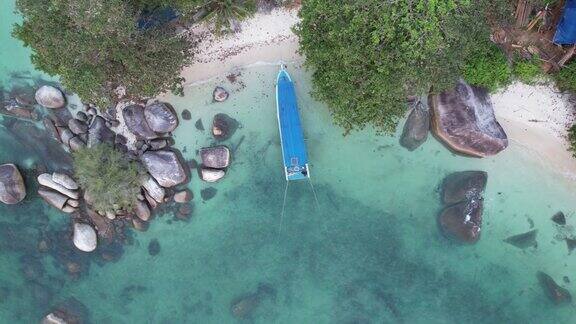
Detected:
left=13, top=0, right=197, bottom=108
left=296, top=0, right=511, bottom=133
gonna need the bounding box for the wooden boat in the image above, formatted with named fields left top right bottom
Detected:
left=276, top=66, right=310, bottom=181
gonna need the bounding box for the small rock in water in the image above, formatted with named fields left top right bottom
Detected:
left=552, top=212, right=566, bottom=225
left=566, top=238, right=576, bottom=253
left=504, top=230, right=537, bottom=249
left=35, top=85, right=65, bottom=109
left=176, top=203, right=193, bottom=220
left=201, top=187, right=217, bottom=201
left=537, top=271, right=572, bottom=304
left=0, top=164, right=26, bottom=204
left=212, top=113, right=239, bottom=141
left=564, top=276, right=570, bottom=284
left=438, top=199, right=483, bottom=244
left=174, top=189, right=193, bottom=203
left=213, top=86, right=229, bottom=102
left=201, top=168, right=226, bottom=183
left=441, top=171, right=487, bottom=205
left=200, top=146, right=231, bottom=169
left=399, top=100, right=429, bottom=151
left=195, top=118, right=204, bottom=130
left=72, top=223, right=97, bottom=252
left=181, top=109, right=191, bottom=120
left=148, top=239, right=160, bottom=256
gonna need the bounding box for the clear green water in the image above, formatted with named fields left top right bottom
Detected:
left=2, top=3, right=576, bottom=323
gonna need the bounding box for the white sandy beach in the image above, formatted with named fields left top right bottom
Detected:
left=173, top=7, right=576, bottom=181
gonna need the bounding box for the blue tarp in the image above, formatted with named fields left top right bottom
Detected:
left=276, top=69, right=309, bottom=181
left=554, top=0, right=576, bottom=45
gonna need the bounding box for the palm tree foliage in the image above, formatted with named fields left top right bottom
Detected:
left=199, top=0, right=256, bottom=34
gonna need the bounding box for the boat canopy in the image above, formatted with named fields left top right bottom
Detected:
left=276, top=69, right=309, bottom=181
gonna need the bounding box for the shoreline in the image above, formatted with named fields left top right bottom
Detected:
left=171, top=7, right=576, bottom=183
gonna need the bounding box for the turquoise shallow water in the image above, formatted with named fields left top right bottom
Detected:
left=2, top=3, right=576, bottom=323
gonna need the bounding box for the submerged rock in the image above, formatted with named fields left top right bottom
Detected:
left=35, top=85, right=65, bottom=109
left=566, top=238, right=576, bottom=253
left=173, top=189, right=192, bottom=203
left=212, top=113, right=239, bottom=141
left=123, top=105, right=157, bottom=139
left=429, top=80, right=508, bottom=157
left=442, top=171, right=487, bottom=205
left=148, top=239, right=160, bottom=256
left=213, top=86, right=229, bottom=102
left=0, top=164, right=26, bottom=204
left=134, top=200, right=151, bottom=222
left=504, top=230, right=538, bottom=249
left=200, top=146, right=231, bottom=169
left=144, top=102, right=179, bottom=133
left=552, top=212, right=566, bottom=225
left=195, top=118, right=204, bottom=130
left=73, top=223, right=97, bottom=252
left=181, top=109, right=191, bottom=120
left=141, top=150, right=187, bottom=187
left=201, top=187, right=217, bottom=201
left=438, top=199, right=483, bottom=243
left=230, top=283, right=276, bottom=318
left=537, top=271, right=572, bottom=304
left=399, top=100, right=429, bottom=151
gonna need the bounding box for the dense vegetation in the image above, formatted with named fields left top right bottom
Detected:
left=296, top=0, right=512, bottom=133
left=73, top=144, right=143, bottom=212
left=12, top=0, right=258, bottom=108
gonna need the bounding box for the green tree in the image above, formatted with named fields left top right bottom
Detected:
left=296, top=0, right=512, bottom=133
left=13, top=0, right=195, bottom=108
left=199, top=0, right=256, bottom=34
left=73, top=144, right=143, bottom=212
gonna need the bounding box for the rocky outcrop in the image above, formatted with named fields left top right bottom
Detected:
left=35, top=85, right=65, bottom=109
left=437, top=171, right=487, bottom=244
left=38, top=172, right=80, bottom=213
left=0, top=164, right=26, bottom=204
left=123, top=105, right=157, bottom=139
left=213, top=86, right=229, bottom=102
left=441, top=171, right=487, bottom=205
left=201, top=168, right=226, bottom=182
left=144, top=102, right=178, bottom=133
left=504, top=230, right=538, bottom=249
left=430, top=81, right=508, bottom=157
left=212, top=113, right=239, bottom=141
left=399, top=100, right=429, bottom=151
left=141, top=150, right=187, bottom=187
left=200, top=146, right=231, bottom=169
left=73, top=223, right=97, bottom=252
left=537, top=272, right=572, bottom=304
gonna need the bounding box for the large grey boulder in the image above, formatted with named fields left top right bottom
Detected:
left=35, top=85, right=65, bottom=109
left=0, top=164, right=26, bottom=204
left=144, top=102, right=179, bottom=133
left=123, top=105, right=157, bottom=139
left=400, top=100, right=429, bottom=151
left=438, top=199, right=483, bottom=244
left=141, top=150, right=187, bottom=187
left=200, top=146, right=230, bottom=169
left=52, top=173, right=78, bottom=190
left=38, top=188, right=68, bottom=210
left=430, top=80, right=508, bottom=157
left=37, top=173, right=79, bottom=199
left=72, top=223, right=97, bottom=252
left=134, top=200, right=151, bottom=221
left=441, top=171, right=487, bottom=205
left=141, top=176, right=165, bottom=203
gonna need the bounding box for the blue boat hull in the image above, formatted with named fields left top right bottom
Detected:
left=276, top=68, right=310, bottom=181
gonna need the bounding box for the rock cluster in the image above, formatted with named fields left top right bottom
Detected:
left=199, top=146, right=231, bottom=182
left=430, top=80, right=508, bottom=157
left=437, top=171, right=487, bottom=244
left=123, top=101, right=179, bottom=140
left=0, top=163, right=26, bottom=204
left=37, top=172, right=80, bottom=214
